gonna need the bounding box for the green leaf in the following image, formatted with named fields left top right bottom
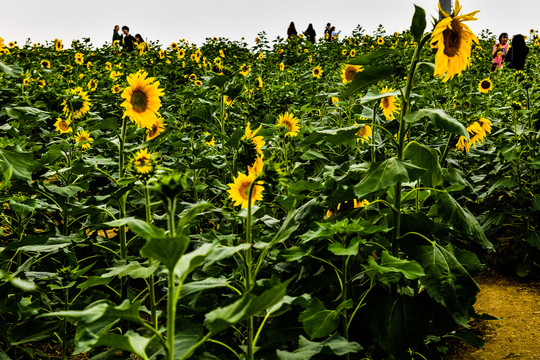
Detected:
left=302, top=125, right=362, bottom=145
left=43, top=300, right=144, bottom=325
left=409, top=244, right=479, bottom=326
left=175, top=242, right=219, bottom=280
left=141, top=235, right=190, bottom=272
left=435, top=191, right=493, bottom=250
left=0, top=146, right=34, bottom=180
left=93, top=331, right=150, bottom=360
left=43, top=184, right=87, bottom=197
left=298, top=298, right=352, bottom=339
left=204, top=277, right=291, bottom=334
left=101, top=261, right=160, bottom=279
left=532, top=195, right=540, bottom=211
left=189, top=105, right=213, bottom=124
left=104, top=217, right=165, bottom=241
left=410, top=5, right=427, bottom=42
left=0, top=61, right=23, bottom=77
left=328, top=237, right=361, bottom=256
left=446, top=328, right=485, bottom=349
left=180, top=277, right=229, bottom=297
left=354, top=158, right=426, bottom=198
left=342, top=65, right=394, bottom=98
left=176, top=201, right=212, bottom=233
left=404, top=141, right=443, bottom=187
left=208, top=74, right=230, bottom=88
left=276, top=334, right=362, bottom=360
left=365, top=250, right=425, bottom=280
left=257, top=210, right=298, bottom=249
left=348, top=49, right=398, bottom=66
left=404, top=109, right=468, bottom=137
left=526, top=231, right=540, bottom=250
left=359, top=89, right=401, bottom=104
left=0, top=165, right=12, bottom=191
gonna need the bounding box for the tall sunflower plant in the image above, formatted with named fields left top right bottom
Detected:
left=330, top=0, right=494, bottom=354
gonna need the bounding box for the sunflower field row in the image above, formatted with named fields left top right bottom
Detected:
left=0, top=3, right=539, bottom=360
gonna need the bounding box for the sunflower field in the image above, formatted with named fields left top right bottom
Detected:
left=0, top=2, right=539, bottom=360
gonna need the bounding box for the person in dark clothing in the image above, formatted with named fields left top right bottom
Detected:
left=287, top=22, right=298, bottom=39
left=506, top=34, right=529, bottom=70
left=121, top=25, right=136, bottom=52
left=324, top=23, right=331, bottom=41
left=112, top=25, right=122, bottom=44
left=304, top=23, right=316, bottom=44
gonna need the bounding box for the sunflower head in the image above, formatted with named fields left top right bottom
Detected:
left=478, top=78, right=492, bottom=93
left=75, top=130, right=94, bottom=150
left=121, top=70, right=165, bottom=129
left=279, top=62, right=285, bottom=71
left=276, top=112, right=300, bottom=137
left=430, top=0, right=480, bottom=82
left=54, top=117, right=72, bottom=134
left=379, top=86, right=401, bottom=120
left=341, top=64, right=363, bottom=84
left=62, top=87, right=91, bottom=119
left=355, top=122, right=372, bottom=144
left=129, top=148, right=157, bottom=178
left=377, top=37, right=384, bottom=45
left=240, top=63, right=251, bottom=76
left=227, top=172, right=264, bottom=209
left=40, top=60, right=51, bottom=69
left=312, top=66, right=323, bottom=79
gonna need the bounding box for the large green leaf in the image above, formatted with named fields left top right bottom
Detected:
left=302, top=125, right=362, bottom=145
left=180, top=277, right=229, bottom=297
left=276, top=334, right=362, bottom=360
left=342, top=65, right=394, bottom=98
left=204, top=277, right=291, bottom=334
left=404, top=141, right=443, bottom=187
left=101, top=261, right=160, bottom=279
left=105, top=217, right=165, bottom=240
left=409, top=244, right=479, bottom=326
left=141, top=234, right=190, bottom=272
left=435, top=191, right=493, bottom=250
left=365, top=250, right=425, bottom=280
left=43, top=300, right=144, bottom=325
left=328, top=237, right=362, bottom=256
left=298, top=298, right=352, bottom=339
left=359, top=89, right=401, bottom=104
left=348, top=49, right=398, bottom=66
left=0, top=61, right=23, bottom=77
left=354, top=158, right=426, bottom=198
left=0, top=146, right=34, bottom=180
left=410, top=5, right=427, bottom=42
left=404, top=109, right=468, bottom=137
left=93, top=331, right=150, bottom=360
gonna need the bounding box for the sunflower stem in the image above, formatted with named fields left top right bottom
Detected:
left=118, top=116, right=129, bottom=301
left=244, top=178, right=258, bottom=360
left=144, top=184, right=158, bottom=330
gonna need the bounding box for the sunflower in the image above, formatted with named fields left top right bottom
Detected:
left=478, top=118, right=491, bottom=134
left=130, top=148, right=156, bottom=176
left=111, top=84, right=121, bottom=93
left=244, top=122, right=265, bottom=154
left=105, top=62, right=112, bottom=71
left=341, top=64, right=363, bottom=84
left=355, top=122, right=372, bottom=144
left=62, top=87, right=91, bottom=119
left=177, top=48, right=185, bottom=59
left=120, top=70, right=165, bottom=129
left=219, top=49, right=225, bottom=57
left=75, top=130, right=94, bottom=149
left=240, top=63, right=251, bottom=76
left=54, top=39, right=63, bottom=51
left=354, top=199, right=370, bottom=208
left=86, top=61, right=93, bottom=70
left=377, top=37, right=384, bottom=45
left=430, top=0, right=480, bottom=82
left=203, top=132, right=215, bottom=147
left=87, top=79, right=98, bottom=92
left=277, top=49, right=284, bottom=55
left=74, top=53, right=84, bottom=65
left=455, top=135, right=469, bottom=152
left=227, top=172, right=264, bottom=209
left=312, top=66, right=323, bottom=79
left=258, top=52, right=264, bottom=60
left=341, top=49, right=348, bottom=56
left=54, top=118, right=72, bottom=134
left=350, top=49, right=356, bottom=57
left=170, top=42, right=178, bottom=50
left=40, top=60, right=50, bottom=69
left=248, top=154, right=264, bottom=177
left=478, top=78, right=492, bottom=93
left=254, top=77, right=263, bottom=89
left=379, top=86, right=401, bottom=120
left=146, top=116, right=166, bottom=141
left=223, top=95, right=233, bottom=107
left=535, top=38, right=540, bottom=47
left=276, top=112, right=300, bottom=137
left=22, top=78, right=30, bottom=86
left=331, top=97, right=339, bottom=106
left=194, top=80, right=202, bottom=87
left=279, top=62, right=285, bottom=71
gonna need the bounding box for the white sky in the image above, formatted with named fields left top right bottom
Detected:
left=1, top=1, right=538, bottom=48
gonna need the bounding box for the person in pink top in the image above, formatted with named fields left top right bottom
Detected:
left=491, top=33, right=509, bottom=71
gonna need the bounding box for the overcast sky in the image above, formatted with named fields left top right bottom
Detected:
left=1, top=1, right=538, bottom=48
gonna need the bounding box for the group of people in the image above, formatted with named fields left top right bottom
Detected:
left=112, top=25, right=146, bottom=52
left=491, top=33, right=529, bottom=71
left=286, top=22, right=341, bottom=43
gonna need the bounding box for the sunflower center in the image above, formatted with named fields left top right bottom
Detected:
left=357, top=127, right=367, bottom=137
left=148, top=124, right=158, bottom=137
left=239, top=180, right=252, bottom=200
left=59, top=121, right=69, bottom=131
left=131, top=89, right=149, bottom=113
left=481, top=80, right=490, bottom=89
left=282, top=119, right=293, bottom=131
left=442, top=20, right=461, bottom=57
left=381, top=97, right=390, bottom=109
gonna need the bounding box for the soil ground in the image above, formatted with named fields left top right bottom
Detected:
left=445, top=270, right=540, bottom=360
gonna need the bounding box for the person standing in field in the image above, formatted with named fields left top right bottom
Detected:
left=324, top=23, right=331, bottom=41
left=330, top=26, right=341, bottom=40
left=112, top=25, right=122, bottom=44
left=491, top=32, right=508, bottom=71
left=287, top=22, right=298, bottom=39
left=304, top=23, right=316, bottom=44
left=121, top=26, right=136, bottom=52
left=506, top=34, right=529, bottom=70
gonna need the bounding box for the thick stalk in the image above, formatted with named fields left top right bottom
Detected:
left=244, top=179, right=257, bottom=360
left=167, top=269, right=176, bottom=360
left=118, top=116, right=128, bottom=261
left=144, top=185, right=158, bottom=329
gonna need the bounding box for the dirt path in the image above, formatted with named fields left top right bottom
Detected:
left=445, top=271, right=540, bottom=359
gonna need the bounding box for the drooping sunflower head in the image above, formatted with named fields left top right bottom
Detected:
left=341, top=64, right=363, bottom=84
left=129, top=148, right=157, bottom=178
left=75, top=130, right=94, bottom=150
left=243, top=122, right=265, bottom=154
left=478, top=118, right=492, bottom=134
left=312, top=66, right=323, bottom=79
left=54, top=117, right=72, bottom=134
left=227, top=172, right=264, bottom=209
left=40, top=60, right=51, bottom=69
left=379, top=86, right=401, bottom=120
left=276, top=112, right=300, bottom=137
left=146, top=116, right=166, bottom=141
left=354, top=122, right=372, bottom=144
left=120, top=70, right=165, bottom=129
left=430, top=0, right=480, bottom=82
left=478, top=78, right=492, bottom=93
